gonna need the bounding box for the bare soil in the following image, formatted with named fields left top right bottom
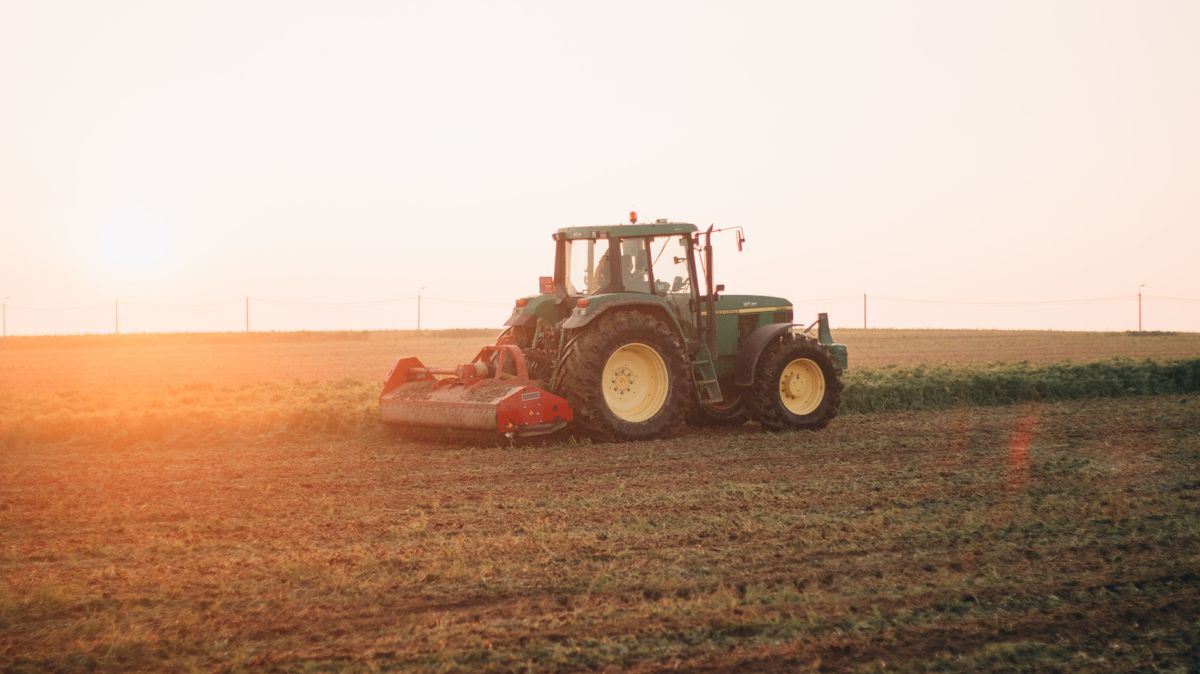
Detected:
left=3, top=395, right=1198, bottom=672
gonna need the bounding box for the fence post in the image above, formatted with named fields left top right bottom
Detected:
left=1138, top=287, right=1144, bottom=333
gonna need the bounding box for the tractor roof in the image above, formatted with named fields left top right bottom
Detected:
left=554, top=222, right=698, bottom=240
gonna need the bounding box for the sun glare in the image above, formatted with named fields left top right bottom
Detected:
left=98, top=213, right=174, bottom=285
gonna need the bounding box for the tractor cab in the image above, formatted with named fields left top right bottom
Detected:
left=553, top=221, right=700, bottom=300
left=552, top=220, right=707, bottom=349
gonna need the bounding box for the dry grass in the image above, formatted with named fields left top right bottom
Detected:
left=3, top=328, right=1198, bottom=395
left=840, top=328, right=1200, bottom=368
left=0, top=379, right=383, bottom=451
left=2, top=397, right=1198, bottom=672
left=0, top=330, right=498, bottom=394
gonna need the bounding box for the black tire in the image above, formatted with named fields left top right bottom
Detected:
left=749, top=337, right=842, bottom=431
left=689, top=389, right=749, bottom=427
left=553, top=310, right=689, bottom=441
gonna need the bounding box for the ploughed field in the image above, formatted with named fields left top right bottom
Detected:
left=2, top=329, right=1199, bottom=672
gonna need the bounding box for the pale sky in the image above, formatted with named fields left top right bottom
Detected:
left=2, top=0, right=1198, bottom=334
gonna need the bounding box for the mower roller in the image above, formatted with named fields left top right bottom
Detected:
left=379, top=343, right=573, bottom=436
left=380, top=214, right=849, bottom=441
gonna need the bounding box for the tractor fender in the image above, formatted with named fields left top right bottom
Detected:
left=503, top=294, right=561, bottom=329
left=503, top=313, right=537, bottom=328
left=733, top=323, right=802, bottom=387
left=562, top=299, right=687, bottom=342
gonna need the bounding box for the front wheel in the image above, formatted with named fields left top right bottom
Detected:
left=749, top=337, right=842, bottom=431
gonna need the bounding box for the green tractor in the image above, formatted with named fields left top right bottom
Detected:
left=380, top=216, right=847, bottom=441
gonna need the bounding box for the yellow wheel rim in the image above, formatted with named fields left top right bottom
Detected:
left=602, top=343, right=669, bottom=422
left=779, top=358, right=825, bottom=415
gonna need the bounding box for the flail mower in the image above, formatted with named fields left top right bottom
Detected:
left=380, top=214, right=848, bottom=441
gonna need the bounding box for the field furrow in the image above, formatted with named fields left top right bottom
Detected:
left=3, top=394, right=1198, bottom=672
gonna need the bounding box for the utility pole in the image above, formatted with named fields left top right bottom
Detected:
left=114, top=300, right=119, bottom=335
left=245, top=297, right=250, bottom=333
left=863, top=293, right=867, bottom=330
left=417, top=286, right=427, bottom=332
left=1138, top=284, right=1146, bottom=333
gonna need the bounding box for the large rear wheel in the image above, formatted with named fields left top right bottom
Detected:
left=554, top=311, right=689, bottom=441
left=749, top=337, right=842, bottom=431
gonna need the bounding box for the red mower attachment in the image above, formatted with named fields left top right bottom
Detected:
left=379, top=343, right=573, bottom=437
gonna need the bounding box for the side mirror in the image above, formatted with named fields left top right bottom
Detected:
left=715, top=284, right=725, bottom=293
left=736, top=231, right=745, bottom=252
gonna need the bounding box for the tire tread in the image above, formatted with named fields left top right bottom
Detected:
left=749, top=337, right=843, bottom=431
left=553, top=310, right=690, bottom=441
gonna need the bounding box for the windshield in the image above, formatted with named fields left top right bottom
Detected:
left=563, top=235, right=692, bottom=296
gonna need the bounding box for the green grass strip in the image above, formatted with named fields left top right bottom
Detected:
left=842, top=357, right=1200, bottom=413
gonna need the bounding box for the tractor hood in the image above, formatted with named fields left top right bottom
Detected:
left=702, top=295, right=793, bottom=318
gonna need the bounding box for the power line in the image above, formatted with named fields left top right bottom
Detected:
left=3, top=295, right=514, bottom=311
left=251, top=297, right=415, bottom=306
left=1145, top=294, right=1200, bottom=302
left=2, top=291, right=1196, bottom=336
left=422, top=296, right=514, bottom=306
left=872, top=294, right=1135, bottom=306
left=787, top=295, right=863, bottom=302
left=6, top=303, right=109, bottom=311
left=1, top=293, right=1188, bottom=311
left=121, top=299, right=242, bottom=309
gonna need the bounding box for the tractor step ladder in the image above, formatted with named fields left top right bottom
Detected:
left=690, top=344, right=724, bottom=404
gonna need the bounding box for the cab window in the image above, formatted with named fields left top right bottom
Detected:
left=650, top=235, right=692, bottom=295
left=618, top=238, right=652, bottom=293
